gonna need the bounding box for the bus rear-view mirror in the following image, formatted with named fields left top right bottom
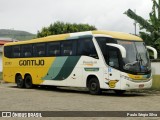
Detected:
left=146, top=46, right=158, bottom=59
left=106, top=43, right=127, bottom=58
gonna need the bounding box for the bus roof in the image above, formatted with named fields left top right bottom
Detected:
left=4, top=30, right=142, bottom=46
left=92, top=30, right=142, bottom=41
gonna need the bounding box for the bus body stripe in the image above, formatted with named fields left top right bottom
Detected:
left=42, top=57, right=68, bottom=80
left=42, top=56, right=80, bottom=81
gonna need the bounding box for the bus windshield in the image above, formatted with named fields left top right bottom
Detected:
left=117, top=40, right=151, bottom=73
left=95, top=37, right=151, bottom=73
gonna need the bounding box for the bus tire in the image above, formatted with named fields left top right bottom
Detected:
left=16, top=75, right=24, bottom=88
left=88, top=77, right=102, bottom=95
left=24, top=75, right=33, bottom=89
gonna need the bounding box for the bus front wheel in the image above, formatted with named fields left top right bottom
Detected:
left=16, top=75, right=24, bottom=88
left=88, top=77, right=102, bottom=95
left=24, top=75, right=33, bottom=89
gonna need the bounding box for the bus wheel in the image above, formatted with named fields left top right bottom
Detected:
left=114, top=90, right=126, bottom=95
left=88, top=77, right=102, bottom=95
left=16, top=75, right=24, bottom=88
left=24, top=75, right=33, bottom=89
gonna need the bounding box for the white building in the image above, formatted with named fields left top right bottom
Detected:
left=0, top=38, right=18, bottom=72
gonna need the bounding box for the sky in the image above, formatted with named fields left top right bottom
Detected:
left=0, top=0, right=152, bottom=34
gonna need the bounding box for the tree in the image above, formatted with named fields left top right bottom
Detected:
left=37, top=21, right=97, bottom=38
left=124, top=0, right=160, bottom=58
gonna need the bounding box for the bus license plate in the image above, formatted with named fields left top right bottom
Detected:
left=139, top=84, right=144, bottom=88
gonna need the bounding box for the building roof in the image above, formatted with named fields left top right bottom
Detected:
left=0, top=38, right=18, bottom=45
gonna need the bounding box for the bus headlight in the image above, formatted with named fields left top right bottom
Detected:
left=120, top=75, right=133, bottom=81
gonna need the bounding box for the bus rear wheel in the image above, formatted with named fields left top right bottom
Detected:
left=16, top=75, right=24, bottom=88
left=24, top=75, right=33, bottom=89
left=88, top=77, right=102, bottom=95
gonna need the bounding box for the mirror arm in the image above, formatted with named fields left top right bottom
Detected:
left=146, top=46, right=158, bottom=59
left=106, top=43, right=126, bottom=58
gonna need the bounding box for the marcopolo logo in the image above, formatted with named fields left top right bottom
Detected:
left=19, top=60, right=45, bottom=66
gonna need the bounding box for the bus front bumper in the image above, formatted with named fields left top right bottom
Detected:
left=121, top=78, right=152, bottom=90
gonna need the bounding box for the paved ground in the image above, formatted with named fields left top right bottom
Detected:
left=0, top=82, right=160, bottom=120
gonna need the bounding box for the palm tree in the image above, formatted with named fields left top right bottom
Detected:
left=124, top=0, right=160, bottom=58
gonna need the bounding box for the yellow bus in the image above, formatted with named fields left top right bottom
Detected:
left=3, top=30, right=157, bottom=95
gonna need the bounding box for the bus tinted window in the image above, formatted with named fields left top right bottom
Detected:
left=21, top=44, right=32, bottom=57
left=96, top=37, right=116, bottom=62
left=4, top=46, right=12, bottom=58
left=108, top=50, right=120, bottom=69
left=33, top=43, right=46, bottom=57
left=61, top=41, right=77, bottom=56
left=47, top=42, right=60, bottom=56
left=13, top=45, right=21, bottom=58
left=77, top=38, right=98, bottom=58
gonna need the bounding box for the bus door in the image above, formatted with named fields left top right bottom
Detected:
left=107, top=47, right=121, bottom=89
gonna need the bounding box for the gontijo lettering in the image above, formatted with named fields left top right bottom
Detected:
left=19, top=60, right=44, bottom=66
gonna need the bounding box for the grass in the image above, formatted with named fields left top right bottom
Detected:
left=0, top=72, right=2, bottom=80
left=151, top=75, right=160, bottom=90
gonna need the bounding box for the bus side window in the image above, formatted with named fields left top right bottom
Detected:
left=96, top=37, right=117, bottom=63
left=61, top=41, right=76, bottom=56
left=4, top=46, right=12, bottom=58
left=108, top=48, right=120, bottom=69
left=21, top=44, right=32, bottom=57
left=47, top=42, right=60, bottom=56
left=77, top=38, right=98, bottom=59
left=33, top=43, right=46, bottom=57
left=13, top=45, right=21, bottom=58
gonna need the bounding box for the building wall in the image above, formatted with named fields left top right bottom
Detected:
left=0, top=39, right=17, bottom=72
left=151, top=61, right=160, bottom=90
left=0, top=45, right=2, bottom=72
left=0, top=53, right=2, bottom=72
left=151, top=62, right=160, bottom=75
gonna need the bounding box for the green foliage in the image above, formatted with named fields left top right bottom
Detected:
left=0, top=72, right=2, bottom=80
left=124, top=9, right=154, bottom=32
left=124, top=0, right=160, bottom=58
left=37, top=21, right=97, bottom=38
left=0, top=29, right=36, bottom=41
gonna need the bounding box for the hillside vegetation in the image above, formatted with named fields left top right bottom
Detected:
left=0, top=29, right=36, bottom=41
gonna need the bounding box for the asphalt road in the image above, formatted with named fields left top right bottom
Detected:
left=0, top=82, right=160, bottom=120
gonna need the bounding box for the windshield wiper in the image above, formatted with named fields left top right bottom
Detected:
left=137, top=52, right=148, bottom=72
left=125, top=61, right=138, bottom=67
left=124, top=61, right=139, bottom=71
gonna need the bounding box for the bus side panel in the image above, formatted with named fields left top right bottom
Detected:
left=107, top=67, right=121, bottom=90
left=3, top=57, right=56, bottom=85
left=3, top=67, right=14, bottom=83
left=3, top=57, right=15, bottom=83
left=41, top=56, right=83, bottom=87
left=81, top=56, right=108, bottom=89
